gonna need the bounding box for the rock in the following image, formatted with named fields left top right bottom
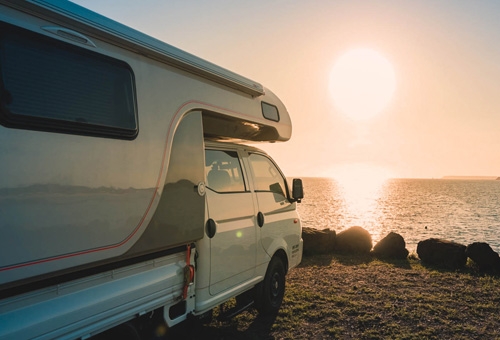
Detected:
left=335, top=226, right=372, bottom=254
left=372, top=232, right=409, bottom=259
left=465, top=242, right=500, bottom=272
left=417, top=238, right=467, bottom=269
left=302, top=227, right=336, bottom=256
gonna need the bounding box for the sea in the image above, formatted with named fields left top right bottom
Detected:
left=297, top=177, right=500, bottom=254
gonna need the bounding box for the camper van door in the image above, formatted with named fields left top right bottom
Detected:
left=204, top=148, right=258, bottom=296
left=246, top=152, right=299, bottom=255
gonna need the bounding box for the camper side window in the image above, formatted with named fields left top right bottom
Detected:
left=248, top=153, right=287, bottom=199
left=205, top=149, right=246, bottom=193
left=0, top=23, right=137, bottom=139
left=261, top=102, right=279, bottom=122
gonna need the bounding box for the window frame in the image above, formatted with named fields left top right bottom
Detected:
left=0, top=22, right=139, bottom=140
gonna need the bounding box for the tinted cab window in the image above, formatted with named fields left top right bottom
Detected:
left=248, top=153, right=287, bottom=201
left=205, top=149, right=246, bottom=193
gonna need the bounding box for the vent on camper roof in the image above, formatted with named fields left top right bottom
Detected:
left=42, top=26, right=96, bottom=48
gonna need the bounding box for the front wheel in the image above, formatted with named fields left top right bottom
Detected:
left=255, top=257, right=286, bottom=315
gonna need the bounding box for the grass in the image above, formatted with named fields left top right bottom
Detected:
left=169, top=254, right=500, bottom=339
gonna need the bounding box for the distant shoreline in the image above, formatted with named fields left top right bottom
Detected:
left=442, top=176, right=500, bottom=180
left=297, top=176, right=500, bottom=180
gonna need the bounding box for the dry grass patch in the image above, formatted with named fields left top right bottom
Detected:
left=169, top=254, right=500, bottom=339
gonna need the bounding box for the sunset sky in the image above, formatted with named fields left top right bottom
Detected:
left=71, top=0, right=500, bottom=179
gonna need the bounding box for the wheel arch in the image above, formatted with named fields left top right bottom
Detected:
left=273, top=248, right=289, bottom=274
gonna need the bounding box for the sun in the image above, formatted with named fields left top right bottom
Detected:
left=329, top=48, right=396, bottom=120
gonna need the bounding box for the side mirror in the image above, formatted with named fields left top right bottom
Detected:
left=291, top=178, right=304, bottom=203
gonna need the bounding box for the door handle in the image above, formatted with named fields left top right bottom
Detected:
left=206, top=218, right=216, bottom=238
left=257, top=212, right=265, bottom=228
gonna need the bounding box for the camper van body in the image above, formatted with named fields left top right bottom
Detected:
left=0, top=0, right=303, bottom=339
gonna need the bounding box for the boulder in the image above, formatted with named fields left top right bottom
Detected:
left=465, top=242, right=500, bottom=272
left=372, top=232, right=409, bottom=259
left=417, top=238, right=467, bottom=269
left=302, top=227, right=336, bottom=256
left=335, top=226, right=372, bottom=254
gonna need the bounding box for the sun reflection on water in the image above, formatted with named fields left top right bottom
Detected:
left=297, top=175, right=500, bottom=254
left=330, top=163, right=393, bottom=242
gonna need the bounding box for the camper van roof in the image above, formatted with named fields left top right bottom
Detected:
left=5, top=0, right=265, bottom=97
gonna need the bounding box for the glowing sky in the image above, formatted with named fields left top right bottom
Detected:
left=71, top=0, right=500, bottom=179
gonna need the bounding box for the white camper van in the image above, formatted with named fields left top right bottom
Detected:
left=0, top=1, right=303, bottom=339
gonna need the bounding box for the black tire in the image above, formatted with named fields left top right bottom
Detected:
left=255, top=256, right=286, bottom=315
